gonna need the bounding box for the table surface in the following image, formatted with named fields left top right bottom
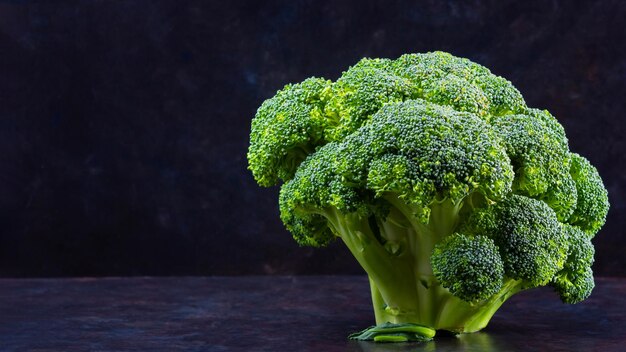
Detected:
left=0, top=276, right=624, bottom=352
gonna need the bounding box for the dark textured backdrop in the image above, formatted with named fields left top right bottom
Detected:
left=0, top=1, right=624, bottom=277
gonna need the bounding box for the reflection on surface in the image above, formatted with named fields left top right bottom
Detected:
left=353, top=340, right=436, bottom=352
left=455, top=332, right=501, bottom=351
left=350, top=331, right=502, bottom=352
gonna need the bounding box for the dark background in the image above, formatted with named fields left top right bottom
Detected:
left=0, top=0, right=624, bottom=277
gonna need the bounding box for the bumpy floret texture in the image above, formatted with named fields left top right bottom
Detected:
left=551, top=224, right=596, bottom=303
left=461, top=195, right=569, bottom=287
left=568, top=153, right=610, bottom=236
left=491, top=109, right=577, bottom=221
left=432, top=234, right=505, bottom=302
left=280, top=99, right=514, bottom=240
left=248, top=51, right=610, bottom=327
left=248, top=77, right=332, bottom=186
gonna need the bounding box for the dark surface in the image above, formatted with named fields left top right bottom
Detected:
left=0, top=276, right=624, bottom=351
left=0, top=1, right=625, bottom=277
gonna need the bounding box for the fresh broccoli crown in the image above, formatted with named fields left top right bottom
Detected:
left=278, top=210, right=335, bottom=247
left=363, top=100, right=513, bottom=207
left=491, top=109, right=577, bottom=221
left=323, top=58, right=417, bottom=141
left=431, top=233, right=504, bottom=302
left=462, top=194, right=568, bottom=287
left=247, top=77, right=332, bottom=186
left=277, top=137, right=378, bottom=245
left=552, top=267, right=595, bottom=304
left=393, top=52, right=526, bottom=118
left=567, top=153, right=610, bottom=236
left=562, top=223, right=595, bottom=272
left=248, top=51, right=529, bottom=188
left=280, top=99, right=514, bottom=244
left=551, top=224, right=596, bottom=304
left=248, top=51, right=610, bottom=334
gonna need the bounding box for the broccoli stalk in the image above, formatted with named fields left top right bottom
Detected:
left=248, top=52, right=609, bottom=341
left=368, top=277, right=524, bottom=333
left=294, top=195, right=528, bottom=339
left=312, top=197, right=524, bottom=333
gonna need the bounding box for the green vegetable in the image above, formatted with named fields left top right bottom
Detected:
left=349, top=322, right=436, bottom=342
left=247, top=52, right=609, bottom=339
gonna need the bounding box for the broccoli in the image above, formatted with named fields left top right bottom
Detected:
left=247, top=52, right=609, bottom=341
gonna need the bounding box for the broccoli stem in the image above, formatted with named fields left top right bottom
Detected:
left=369, top=277, right=524, bottom=332
left=324, top=196, right=525, bottom=333
left=325, top=208, right=419, bottom=312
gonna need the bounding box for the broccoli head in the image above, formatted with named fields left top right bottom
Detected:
left=247, top=51, right=610, bottom=340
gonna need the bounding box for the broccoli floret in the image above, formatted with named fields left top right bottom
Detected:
left=247, top=77, right=332, bottom=186
left=247, top=51, right=610, bottom=339
left=281, top=99, right=513, bottom=248
left=393, top=52, right=526, bottom=118
left=491, top=109, right=577, bottom=221
left=552, top=224, right=596, bottom=304
left=432, top=234, right=505, bottom=302
left=567, top=153, right=610, bottom=236
left=462, top=194, right=568, bottom=287
left=324, top=58, right=417, bottom=141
